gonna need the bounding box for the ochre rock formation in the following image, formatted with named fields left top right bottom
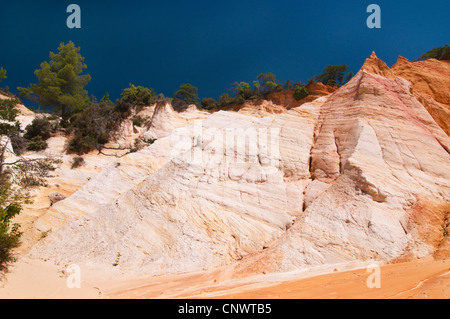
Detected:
left=26, top=53, right=450, bottom=277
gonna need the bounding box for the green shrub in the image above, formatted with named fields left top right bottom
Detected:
left=9, top=131, right=29, bottom=155
left=201, top=97, right=217, bottom=110
left=27, top=136, right=48, bottom=151
left=0, top=98, right=19, bottom=124
left=24, top=117, right=52, bottom=141
left=114, top=99, right=132, bottom=117
left=67, top=102, right=121, bottom=155
left=116, top=84, right=157, bottom=116
left=121, top=84, right=156, bottom=106
left=144, top=138, right=157, bottom=145
left=71, top=156, right=84, bottom=169
left=67, top=133, right=97, bottom=155
left=0, top=185, right=22, bottom=273
left=233, top=95, right=245, bottom=105
left=293, top=85, right=309, bottom=101
left=0, top=222, right=21, bottom=273
left=0, top=99, right=20, bottom=141
left=217, top=93, right=233, bottom=107
left=131, top=116, right=144, bottom=127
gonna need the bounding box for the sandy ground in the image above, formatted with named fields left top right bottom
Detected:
left=0, top=258, right=101, bottom=299
left=209, top=259, right=450, bottom=299
left=1, top=257, right=449, bottom=299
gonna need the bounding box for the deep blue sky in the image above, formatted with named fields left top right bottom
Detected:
left=0, top=0, right=448, bottom=103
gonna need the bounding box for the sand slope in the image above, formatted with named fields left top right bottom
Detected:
left=1, top=257, right=448, bottom=299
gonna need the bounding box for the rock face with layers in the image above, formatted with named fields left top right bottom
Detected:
left=391, top=56, right=450, bottom=136
left=29, top=53, right=450, bottom=276
left=391, top=56, right=450, bottom=107
left=362, top=53, right=450, bottom=136
left=30, top=103, right=322, bottom=274
left=107, top=102, right=209, bottom=149
left=33, top=137, right=176, bottom=232
left=274, top=66, right=450, bottom=270
left=144, top=102, right=209, bottom=141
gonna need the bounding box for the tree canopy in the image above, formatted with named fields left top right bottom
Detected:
left=120, top=84, right=156, bottom=106
left=115, top=84, right=158, bottom=117
left=255, top=72, right=281, bottom=95
left=0, top=67, right=7, bottom=83
left=201, top=97, right=217, bottom=110
left=314, top=64, right=351, bottom=86
left=19, top=41, right=91, bottom=116
left=416, top=44, right=450, bottom=61
left=173, top=83, right=200, bottom=110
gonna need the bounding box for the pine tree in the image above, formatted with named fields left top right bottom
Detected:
left=21, top=41, right=91, bottom=116
left=173, top=83, right=200, bottom=110
left=314, top=65, right=350, bottom=86
left=0, top=67, right=7, bottom=83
